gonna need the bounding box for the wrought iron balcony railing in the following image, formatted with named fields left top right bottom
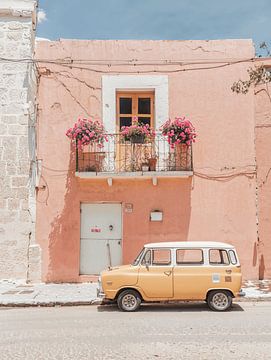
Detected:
left=76, top=133, right=193, bottom=174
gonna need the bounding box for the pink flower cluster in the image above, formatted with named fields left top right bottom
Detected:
left=66, top=118, right=108, bottom=149
left=120, top=117, right=155, bottom=142
left=161, top=117, right=197, bottom=148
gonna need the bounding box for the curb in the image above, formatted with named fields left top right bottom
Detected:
left=0, top=299, right=102, bottom=307
left=1, top=298, right=271, bottom=307
left=235, top=297, right=271, bottom=302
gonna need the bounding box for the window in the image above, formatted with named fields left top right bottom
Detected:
left=132, top=248, right=145, bottom=266
left=141, top=250, right=151, bottom=266
left=228, top=250, right=237, bottom=265
left=141, top=249, right=171, bottom=266
left=152, top=249, right=171, bottom=265
left=116, top=92, right=154, bottom=131
left=209, top=249, right=230, bottom=265
left=176, top=249, right=203, bottom=265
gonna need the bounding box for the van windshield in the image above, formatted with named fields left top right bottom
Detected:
left=132, top=248, right=144, bottom=266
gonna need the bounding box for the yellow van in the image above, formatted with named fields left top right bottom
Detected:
left=97, top=241, right=244, bottom=311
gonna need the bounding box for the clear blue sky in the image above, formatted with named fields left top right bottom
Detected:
left=37, top=0, right=271, bottom=54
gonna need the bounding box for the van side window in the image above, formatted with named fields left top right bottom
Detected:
left=152, top=249, right=171, bottom=265
left=209, top=249, right=230, bottom=265
left=228, top=250, right=237, bottom=265
left=176, top=249, right=203, bottom=265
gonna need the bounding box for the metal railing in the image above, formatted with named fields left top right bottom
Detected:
left=76, top=133, right=193, bottom=174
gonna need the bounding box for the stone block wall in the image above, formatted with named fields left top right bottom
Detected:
left=0, top=0, right=41, bottom=282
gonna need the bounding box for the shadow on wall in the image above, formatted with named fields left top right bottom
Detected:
left=47, top=143, right=80, bottom=282
left=259, top=254, right=265, bottom=280
left=45, top=144, right=193, bottom=282
left=253, top=242, right=266, bottom=280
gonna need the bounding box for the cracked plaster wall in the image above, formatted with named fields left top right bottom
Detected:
left=35, top=39, right=263, bottom=281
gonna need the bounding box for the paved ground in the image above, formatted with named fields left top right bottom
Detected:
left=0, top=280, right=98, bottom=306
left=0, top=280, right=271, bottom=306
left=0, top=302, right=271, bottom=359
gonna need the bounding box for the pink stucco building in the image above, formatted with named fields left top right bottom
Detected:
left=35, top=39, right=270, bottom=282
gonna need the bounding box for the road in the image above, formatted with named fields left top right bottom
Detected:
left=0, top=302, right=271, bottom=360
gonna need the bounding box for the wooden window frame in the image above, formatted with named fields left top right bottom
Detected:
left=116, top=91, right=155, bottom=132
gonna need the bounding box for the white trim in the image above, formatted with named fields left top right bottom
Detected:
left=144, top=241, right=235, bottom=249
left=102, top=75, right=169, bottom=169
left=102, top=75, right=169, bottom=133
left=75, top=171, right=193, bottom=179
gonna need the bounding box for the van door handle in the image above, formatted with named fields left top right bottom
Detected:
left=164, top=271, right=172, bottom=276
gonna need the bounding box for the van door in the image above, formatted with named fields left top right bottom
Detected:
left=137, top=248, right=173, bottom=299
left=173, top=248, right=207, bottom=300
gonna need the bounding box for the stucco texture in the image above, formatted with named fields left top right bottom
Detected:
left=254, top=60, right=271, bottom=280
left=35, top=39, right=260, bottom=281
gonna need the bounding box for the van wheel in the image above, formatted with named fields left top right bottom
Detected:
left=207, top=290, right=232, bottom=311
left=117, top=289, right=141, bottom=312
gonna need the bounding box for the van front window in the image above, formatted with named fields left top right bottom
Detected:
left=132, top=248, right=144, bottom=266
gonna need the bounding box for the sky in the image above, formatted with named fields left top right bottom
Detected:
left=37, top=0, right=271, bottom=55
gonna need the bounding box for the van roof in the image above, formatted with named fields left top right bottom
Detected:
left=144, top=241, right=235, bottom=249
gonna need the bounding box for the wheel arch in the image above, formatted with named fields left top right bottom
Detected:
left=206, top=288, right=234, bottom=300
left=114, top=287, right=143, bottom=301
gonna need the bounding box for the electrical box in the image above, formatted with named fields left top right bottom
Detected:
left=150, top=211, right=163, bottom=222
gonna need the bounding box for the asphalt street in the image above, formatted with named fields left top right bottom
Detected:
left=0, top=302, right=271, bottom=360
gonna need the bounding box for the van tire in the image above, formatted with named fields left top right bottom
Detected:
left=117, top=289, right=141, bottom=312
left=207, top=290, right=232, bottom=311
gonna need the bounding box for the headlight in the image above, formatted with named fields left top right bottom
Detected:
left=97, top=275, right=103, bottom=292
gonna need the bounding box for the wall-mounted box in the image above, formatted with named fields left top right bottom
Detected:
left=150, top=211, right=163, bottom=222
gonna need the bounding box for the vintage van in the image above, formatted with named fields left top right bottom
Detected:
left=97, top=241, right=244, bottom=311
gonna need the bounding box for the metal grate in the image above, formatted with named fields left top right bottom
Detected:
left=76, top=133, right=193, bottom=173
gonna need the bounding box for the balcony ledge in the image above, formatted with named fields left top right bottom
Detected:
left=75, top=170, right=193, bottom=180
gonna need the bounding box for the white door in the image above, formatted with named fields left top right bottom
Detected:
left=80, top=203, right=122, bottom=275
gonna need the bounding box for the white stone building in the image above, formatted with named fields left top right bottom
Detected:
left=0, top=0, right=40, bottom=281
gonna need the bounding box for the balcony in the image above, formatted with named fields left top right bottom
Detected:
left=75, top=134, right=193, bottom=183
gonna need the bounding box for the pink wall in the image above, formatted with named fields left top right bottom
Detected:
left=255, top=59, right=271, bottom=279
left=35, top=39, right=261, bottom=281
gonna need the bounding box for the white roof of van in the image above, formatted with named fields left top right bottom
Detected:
left=144, top=241, right=234, bottom=249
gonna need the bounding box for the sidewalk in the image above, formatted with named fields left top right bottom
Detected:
left=0, top=279, right=271, bottom=307
left=0, top=280, right=99, bottom=306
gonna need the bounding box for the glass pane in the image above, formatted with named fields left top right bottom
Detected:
left=138, top=98, right=151, bottom=114
left=141, top=250, right=151, bottom=266
left=221, top=250, right=230, bottom=265
left=120, top=117, right=132, bottom=130
left=209, top=249, right=229, bottom=265
left=176, top=249, right=203, bottom=264
left=152, top=249, right=171, bottom=265
left=120, top=98, right=132, bottom=114
left=138, top=117, right=151, bottom=126
left=228, top=250, right=237, bottom=265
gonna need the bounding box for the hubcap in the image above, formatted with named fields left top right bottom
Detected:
left=122, top=294, right=137, bottom=311
left=212, top=293, right=229, bottom=310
